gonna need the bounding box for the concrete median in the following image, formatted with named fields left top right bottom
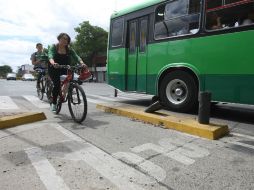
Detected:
left=96, top=103, right=229, bottom=140
left=0, top=112, right=46, bottom=129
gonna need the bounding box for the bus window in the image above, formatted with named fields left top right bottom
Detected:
left=164, top=0, right=188, bottom=19
left=129, top=21, right=137, bottom=54
left=140, top=19, right=148, bottom=53
left=111, top=18, right=124, bottom=47
left=205, top=0, right=254, bottom=31
left=154, top=0, right=200, bottom=39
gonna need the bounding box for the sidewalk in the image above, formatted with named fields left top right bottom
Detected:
left=0, top=111, right=46, bottom=129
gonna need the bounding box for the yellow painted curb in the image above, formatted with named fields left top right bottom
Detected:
left=96, top=104, right=229, bottom=140
left=0, top=112, right=46, bottom=129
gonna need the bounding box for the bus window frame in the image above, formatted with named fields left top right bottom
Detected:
left=110, top=17, right=125, bottom=48
left=153, top=0, right=202, bottom=41
left=204, top=0, right=254, bottom=32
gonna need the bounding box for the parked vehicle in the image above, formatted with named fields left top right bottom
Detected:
left=88, top=75, right=96, bottom=82
left=6, top=73, right=17, bottom=80
left=22, top=73, right=35, bottom=81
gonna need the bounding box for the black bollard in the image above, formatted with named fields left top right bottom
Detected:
left=198, top=91, right=211, bottom=124
left=114, top=89, right=118, bottom=97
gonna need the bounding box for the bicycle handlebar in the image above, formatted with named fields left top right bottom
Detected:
left=53, top=64, right=84, bottom=71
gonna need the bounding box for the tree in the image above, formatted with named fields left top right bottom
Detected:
left=73, top=21, right=108, bottom=67
left=0, top=65, right=12, bottom=78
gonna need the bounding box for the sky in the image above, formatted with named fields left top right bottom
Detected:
left=0, top=0, right=146, bottom=72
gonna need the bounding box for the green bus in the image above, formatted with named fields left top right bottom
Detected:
left=107, top=0, right=254, bottom=112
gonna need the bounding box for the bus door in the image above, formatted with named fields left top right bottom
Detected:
left=127, top=16, right=148, bottom=92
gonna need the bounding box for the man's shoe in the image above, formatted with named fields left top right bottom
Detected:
left=51, top=104, right=57, bottom=113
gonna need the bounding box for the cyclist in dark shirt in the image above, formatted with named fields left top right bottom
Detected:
left=30, top=43, right=48, bottom=88
left=48, top=33, right=87, bottom=112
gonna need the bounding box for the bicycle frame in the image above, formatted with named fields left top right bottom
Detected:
left=53, top=65, right=88, bottom=123
left=58, top=66, right=83, bottom=103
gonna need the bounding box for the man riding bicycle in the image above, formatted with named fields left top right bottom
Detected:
left=30, top=43, right=48, bottom=88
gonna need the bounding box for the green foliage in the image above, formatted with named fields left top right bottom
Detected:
left=73, top=21, right=108, bottom=66
left=0, top=65, right=12, bottom=78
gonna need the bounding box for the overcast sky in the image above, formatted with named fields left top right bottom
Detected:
left=0, top=0, right=146, bottom=71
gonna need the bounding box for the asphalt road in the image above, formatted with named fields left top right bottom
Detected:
left=0, top=79, right=254, bottom=190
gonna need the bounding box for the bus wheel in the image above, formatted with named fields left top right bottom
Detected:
left=159, top=70, right=198, bottom=112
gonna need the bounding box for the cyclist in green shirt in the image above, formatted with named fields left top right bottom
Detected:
left=48, top=33, right=87, bottom=112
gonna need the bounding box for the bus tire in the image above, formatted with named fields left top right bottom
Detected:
left=159, top=70, right=198, bottom=112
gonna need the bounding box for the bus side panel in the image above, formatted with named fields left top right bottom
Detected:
left=147, top=39, right=205, bottom=95
left=107, top=48, right=127, bottom=91
left=146, top=41, right=169, bottom=95
left=199, top=30, right=254, bottom=104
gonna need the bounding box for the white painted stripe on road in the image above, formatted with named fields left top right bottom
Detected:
left=87, top=98, right=106, bottom=104
left=113, top=152, right=166, bottom=182
left=53, top=124, right=83, bottom=142
left=231, top=132, right=254, bottom=140
left=230, top=141, right=254, bottom=150
left=117, top=96, right=137, bottom=100
left=23, top=95, right=50, bottom=109
left=109, top=95, right=137, bottom=100
left=53, top=124, right=157, bottom=190
left=166, top=150, right=195, bottom=165
left=0, top=96, right=19, bottom=109
left=87, top=94, right=118, bottom=101
left=0, top=123, right=45, bottom=140
left=118, top=93, right=153, bottom=99
left=25, top=147, right=70, bottom=190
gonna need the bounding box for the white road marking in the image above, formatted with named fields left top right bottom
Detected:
left=0, top=123, right=45, bottom=140
left=231, top=132, right=254, bottom=140
left=87, top=98, right=106, bottom=104
left=87, top=94, right=118, bottom=101
left=25, top=147, right=70, bottom=190
left=117, top=96, right=137, bottom=100
left=53, top=124, right=158, bottom=190
left=113, top=152, right=166, bottom=182
left=131, top=138, right=209, bottom=165
left=53, top=124, right=83, bottom=142
left=0, top=96, right=19, bottom=109
left=23, top=95, right=50, bottom=109
left=131, top=143, right=165, bottom=154
left=229, top=141, right=254, bottom=150
left=133, top=143, right=195, bottom=165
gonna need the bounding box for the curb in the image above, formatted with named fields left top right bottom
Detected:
left=0, top=112, right=47, bottom=129
left=96, top=104, right=229, bottom=140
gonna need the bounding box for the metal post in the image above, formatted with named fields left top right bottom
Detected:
left=198, top=91, right=211, bottom=124
left=114, top=89, right=118, bottom=97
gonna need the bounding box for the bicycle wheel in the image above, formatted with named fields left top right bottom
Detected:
left=68, top=83, right=87, bottom=123
left=46, top=79, right=53, bottom=104
left=55, top=94, right=62, bottom=114
left=37, top=77, right=45, bottom=100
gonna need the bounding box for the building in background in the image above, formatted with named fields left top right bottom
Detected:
left=17, top=64, right=34, bottom=76
left=91, top=55, right=107, bottom=83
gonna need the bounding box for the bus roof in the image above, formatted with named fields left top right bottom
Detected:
left=111, top=0, right=166, bottom=19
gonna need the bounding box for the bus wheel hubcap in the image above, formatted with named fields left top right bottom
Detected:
left=166, top=79, right=188, bottom=105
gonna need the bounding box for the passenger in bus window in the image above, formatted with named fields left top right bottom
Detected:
left=207, top=12, right=222, bottom=30
left=241, top=11, right=254, bottom=26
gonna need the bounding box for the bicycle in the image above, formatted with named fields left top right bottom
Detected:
left=53, top=64, right=90, bottom=123
left=35, top=67, right=53, bottom=103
